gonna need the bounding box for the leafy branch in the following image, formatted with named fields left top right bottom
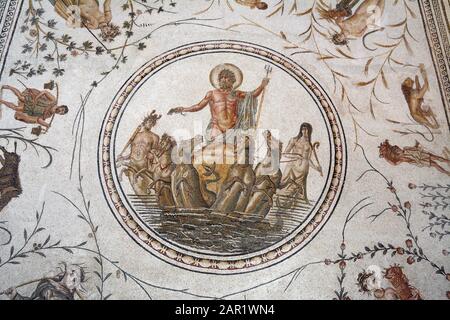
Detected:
left=0, top=203, right=87, bottom=269
left=194, top=0, right=234, bottom=15
left=418, top=183, right=450, bottom=241
left=355, top=0, right=419, bottom=118
left=0, top=221, right=12, bottom=247
left=356, top=144, right=447, bottom=278
left=0, top=127, right=56, bottom=168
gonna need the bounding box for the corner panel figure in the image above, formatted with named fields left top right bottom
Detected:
left=49, top=0, right=120, bottom=41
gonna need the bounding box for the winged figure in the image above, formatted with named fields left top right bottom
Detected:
left=317, top=0, right=385, bottom=45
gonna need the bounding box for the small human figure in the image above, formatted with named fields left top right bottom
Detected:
left=168, top=64, right=269, bottom=141
left=245, top=130, right=282, bottom=219
left=317, top=0, right=385, bottom=45
left=148, top=134, right=177, bottom=209
left=50, top=0, right=120, bottom=41
left=0, top=85, right=68, bottom=132
left=279, top=123, right=322, bottom=204
left=117, top=111, right=161, bottom=195
left=379, top=140, right=450, bottom=176
left=235, top=0, right=268, bottom=10
left=357, top=265, right=422, bottom=300
left=401, top=64, right=439, bottom=129
left=4, top=263, right=87, bottom=300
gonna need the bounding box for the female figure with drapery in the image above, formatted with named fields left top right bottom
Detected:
left=279, top=123, right=323, bottom=204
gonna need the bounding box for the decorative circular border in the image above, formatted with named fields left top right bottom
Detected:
left=99, top=40, right=347, bottom=274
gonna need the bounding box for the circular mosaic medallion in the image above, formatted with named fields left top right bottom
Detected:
left=99, top=40, right=347, bottom=274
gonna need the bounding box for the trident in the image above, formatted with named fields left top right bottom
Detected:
left=256, top=65, right=273, bottom=128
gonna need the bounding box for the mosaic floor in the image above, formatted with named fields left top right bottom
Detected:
left=0, top=0, right=449, bottom=300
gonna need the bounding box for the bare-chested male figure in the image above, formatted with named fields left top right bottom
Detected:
left=167, top=64, right=269, bottom=140
left=50, top=0, right=120, bottom=42
left=379, top=140, right=450, bottom=176
left=117, top=111, right=161, bottom=195
left=1, top=84, right=68, bottom=131
left=401, top=64, right=439, bottom=129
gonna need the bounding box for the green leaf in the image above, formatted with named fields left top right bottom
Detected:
left=63, top=247, right=73, bottom=254
left=43, top=235, right=51, bottom=246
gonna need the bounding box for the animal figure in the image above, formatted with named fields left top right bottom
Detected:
left=212, top=136, right=255, bottom=214
left=0, top=143, right=22, bottom=213
left=148, top=134, right=177, bottom=209
left=48, top=0, right=120, bottom=41
left=171, top=136, right=208, bottom=209
left=245, top=131, right=282, bottom=219
left=317, top=0, right=385, bottom=45
left=357, top=264, right=422, bottom=300
left=383, top=265, right=422, bottom=300
left=402, top=64, right=439, bottom=129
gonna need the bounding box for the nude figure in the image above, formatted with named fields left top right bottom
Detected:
left=279, top=123, right=322, bottom=204
left=379, top=140, right=450, bottom=176
left=50, top=0, right=120, bottom=41
left=318, top=0, right=385, bottom=45
left=0, top=85, right=68, bottom=131
left=117, top=111, right=161, bottom=195
left=401, top=64, right=439, bottom=129
left=168, top=65, right=269, bottom=140
left=357, top=265, right=422, bottom=300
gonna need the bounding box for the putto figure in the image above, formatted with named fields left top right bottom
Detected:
left=379, top=140, right=450, bottom=176
left=357, top=265, right=422, bottom=300
left=3, top=263, right=87, bottom=300
left=168, top=63, right=269, bottom=141
left=401, top=64, right=439, bottom=129
left=49, top=0, right=120, bottom=41
left=317, top=0, right=385, bottom=46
